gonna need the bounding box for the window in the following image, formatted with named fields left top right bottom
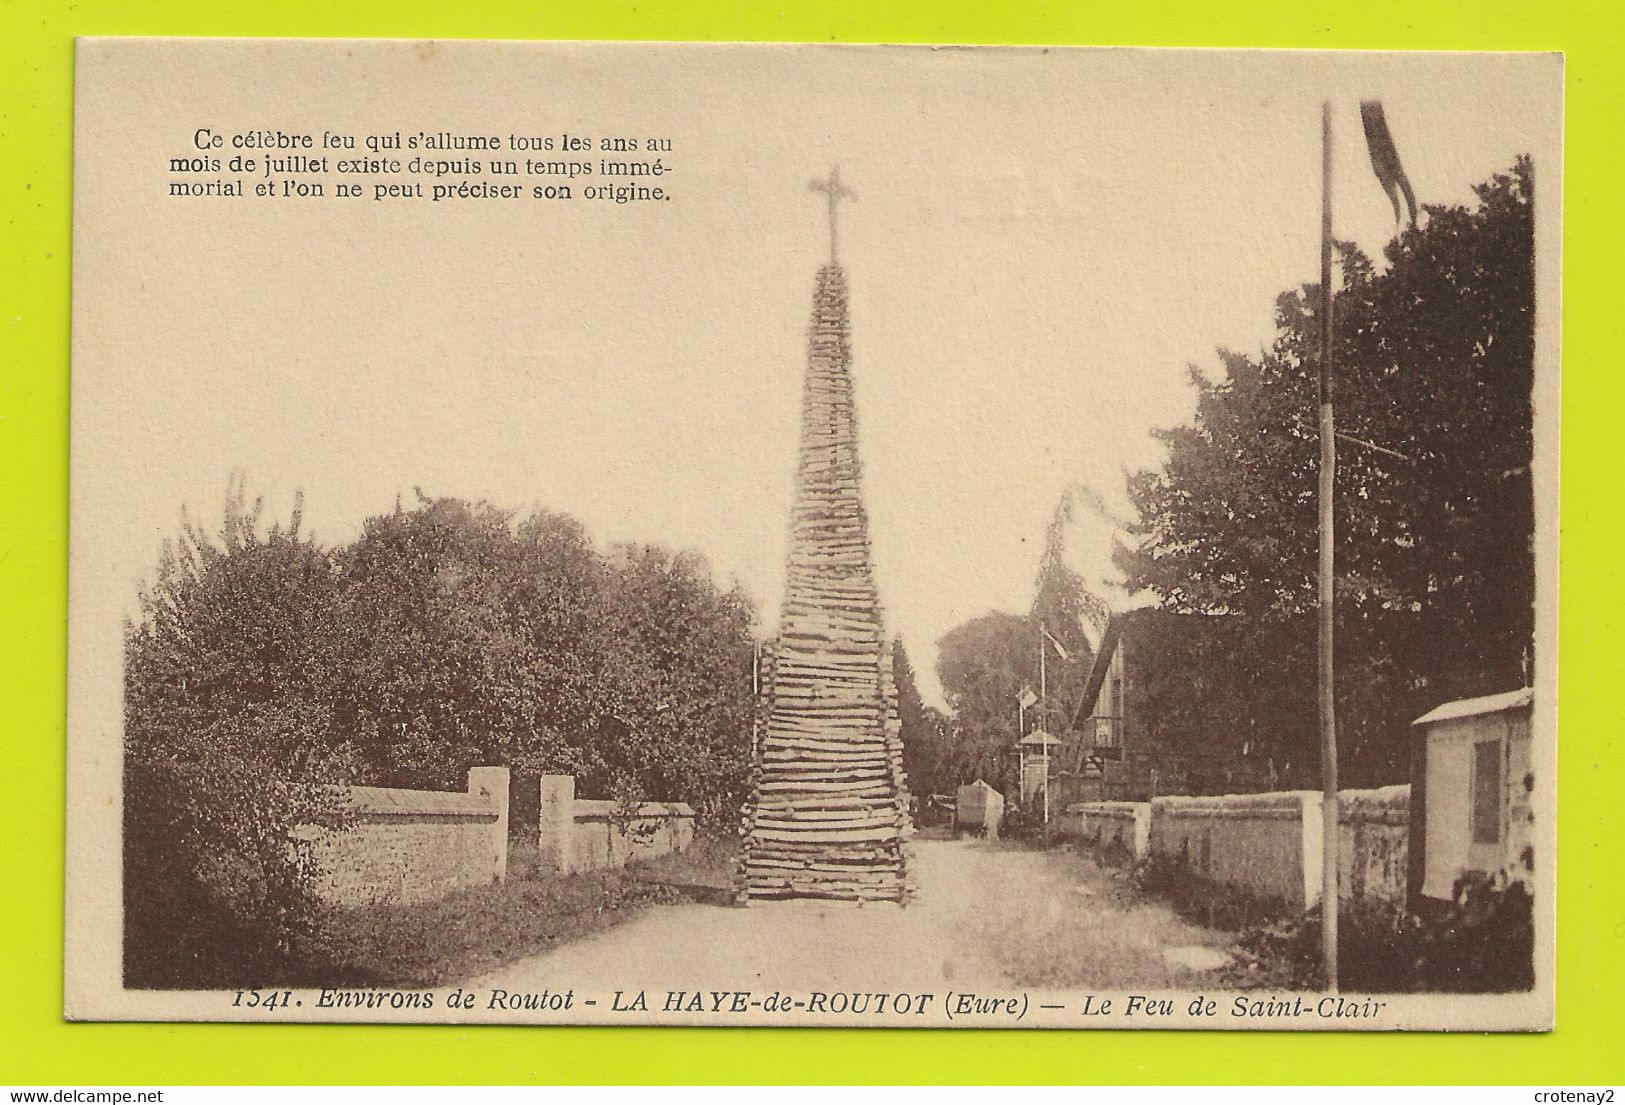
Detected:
left=1094, top=717, right=1116, bottom=748
left=1472, top=738, right=1502, bottom=844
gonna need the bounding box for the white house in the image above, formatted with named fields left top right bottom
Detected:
left=1410, top=687, right=1535, bottom=905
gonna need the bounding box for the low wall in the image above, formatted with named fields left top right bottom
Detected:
left=312, top=766, right=509, bottom=907
left=1337, top=785, right=1410, bottom=906
left=1146, top=785, right=1410, bottom=911
left=537, top=774, right=694, bottom=875
left=1150, top=790, right=1320, bottom=907
left=1055, top=801, right=1150, bottom=864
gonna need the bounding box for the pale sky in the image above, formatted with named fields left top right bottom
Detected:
left=73, top=42, right=1562, bottom=708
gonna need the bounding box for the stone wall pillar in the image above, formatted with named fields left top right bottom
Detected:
left=539, top=774, right=576, bottom=875
left=1299, top=791, right=1324, bottom=910
left=467, top=766, right=510, bottom=884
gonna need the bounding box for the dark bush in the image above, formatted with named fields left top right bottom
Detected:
left=1225, top=872, right=1535, bottom=992
left=1134, top=855, right=1294, bottom=933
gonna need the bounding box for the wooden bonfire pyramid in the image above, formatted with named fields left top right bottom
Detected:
left=736, top=171, right=914, bottom=904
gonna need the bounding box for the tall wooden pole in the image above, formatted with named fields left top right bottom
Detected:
left=1039, top=623, right=1048, bottom=725
left=1317, top=100, right=1341, bottom=991
left=1040, top=627, right=1053, bottom=824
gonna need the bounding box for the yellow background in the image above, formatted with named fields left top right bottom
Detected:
left=3, top=0, right=1620, bottom=1085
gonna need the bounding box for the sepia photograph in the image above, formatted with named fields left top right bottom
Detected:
left=65, top=39, right=1561, bottom=1030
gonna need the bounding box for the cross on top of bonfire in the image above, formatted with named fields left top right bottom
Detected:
left=810, top=165, right=856, bottom=262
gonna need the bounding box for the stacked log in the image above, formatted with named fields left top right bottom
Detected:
left=736, top=262, right=914, bottom=904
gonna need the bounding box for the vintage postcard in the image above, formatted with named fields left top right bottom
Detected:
left=66, top=39, right=1561, bottom=1029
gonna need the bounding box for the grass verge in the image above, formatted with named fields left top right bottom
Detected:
left=135, top=836, right=738, bottom=989
left=953, top=841, right=1242, bottom=990
left=311, top=836, right=738, bottom=987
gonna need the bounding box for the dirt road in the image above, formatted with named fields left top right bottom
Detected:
left=465, top=838, right=1233, bottom=999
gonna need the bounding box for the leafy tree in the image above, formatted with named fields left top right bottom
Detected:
left=934, top=611, right=1035, bottom=793
left=125, top=482, right=760, bottom=985
left=333, top=495, right=536, bottom=788
left=331, top=498, right=757, bottom=828
left=1119, top=159, right=1535, bottom=785
left=893, top=636, right=954, bottom=798
left=590, top=543, right=756, bottom=829
left=928, top=490, right=1109, bottom=795
left=1028, top=492, right=1102, bottom=733
left=124, top=480, right=355, bottom=985
left=497, top=509, right=618, bottom=827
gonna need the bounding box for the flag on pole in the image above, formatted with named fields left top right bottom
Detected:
left=1040, top=624, right=1072, bottom=661
left=1018, top=686, right=1038, bottom=711
left=1360, top=100, right=1417, bottom=227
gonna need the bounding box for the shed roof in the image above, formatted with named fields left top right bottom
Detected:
left=1412, top=687, right=1533, bottom=727
left=1018, top=729, right=1065, bottom=747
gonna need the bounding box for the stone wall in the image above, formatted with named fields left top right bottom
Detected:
left=537, top=774, right=694, bottom=875
left=312, top=766, right=509, bottom=907
left=1337, top=785, right=1410, bottom=906
left=1150, top=790, right=1320, bottom=907
left=1142, top=785, right=1410, bottom=910
left=1055, top=800, right=1150, bottom=864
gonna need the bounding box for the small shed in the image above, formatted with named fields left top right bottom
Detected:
left=1017, top=729, right=1063, bottom=797
left=954, top=779, right=1005, bottom=840
left=1409, top=687, right=1534, bottom=906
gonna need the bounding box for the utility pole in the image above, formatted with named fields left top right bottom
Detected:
left=1317, top=100, right=1341, bottom=992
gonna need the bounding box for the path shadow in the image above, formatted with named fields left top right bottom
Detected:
left=651, top=880, right=737, bottom=908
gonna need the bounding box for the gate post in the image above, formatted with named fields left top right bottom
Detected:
left=467, top=766, right=510, bottom=884
left=539, top=774, right=575, bottom=875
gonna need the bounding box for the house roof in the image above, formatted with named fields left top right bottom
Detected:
left=1412, top=687, right=1533, bottom=727
left=1067, top=608, right=1237, bottom=731
left=1070, top=617, right=1124, bottom=727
